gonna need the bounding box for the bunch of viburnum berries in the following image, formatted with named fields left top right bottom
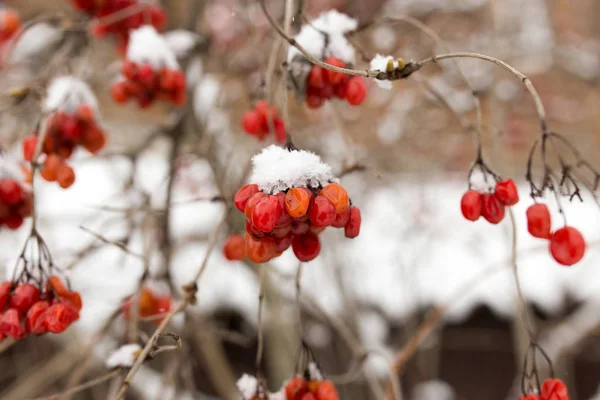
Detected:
left=0, top=275, right=81, bottom=340
left=0, top=8, right=20, bottom=44
left=284, top=376, right=339, bottom=400
left=121, top=287, right=171, bottom=325
left=72, top=0, right=166, bottom=53
left=519, top=378, right=569, bottom=400
left=242, top=100, right=286, bottom=143
left=305, top=57, right=367, bottom=109
left=526, top=203, right=585, bottom=266
left=111, top=60, right=186, bottom=108
left=232, top=182, right=361, bottom=263
left=0, top=178, right=32, bottom=230
left=23, top=104, right=106, bottom=189
left=460, top=178, right=519, bottom=224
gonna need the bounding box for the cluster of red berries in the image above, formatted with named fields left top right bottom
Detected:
left=232, top=182, right=361, bottom=263
left=460, top=179, right=519, bottom=224
left=72, top=0, right=166, bottom=53
left=0, top=9, right=20, bottom=44
left=0, top=179, right=32, bottom=230
left=285, top=376, right=339, bottom=400
left=122, top=287, right=171, bottom=325
left=0, top=275, right=81, bottom=340
left=242, top=100, right=286, bottom=143
left=518, top=378, right=569, bottom=400
left=526, top=203, right=585, bottom=266
left=111, top=60, right=186, bottom=108
left=306, top=57, right=367, bottom=109
left=23, top=104, right=106, bottom=189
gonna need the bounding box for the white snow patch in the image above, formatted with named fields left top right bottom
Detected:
left=307, top=362, right=323, bottom=381
left=237, top=374, right=257, bottom=399
left=249, top=145, right=334, bottom=193
left=369, top=54, right=400, bottom=90
left=164, top=30, right=201, bottom=58
left=287, top=10, right=358, bottom=64
left=105, top=343, right=141, bottom=368
left=9, top=23, right=62, bottom=63
left=127, top=26, right=179, bottom=70
left=44, top=76, right=98, bottom=114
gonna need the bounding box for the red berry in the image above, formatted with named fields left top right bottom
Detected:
left=332, top=206, right=350, bottom=228
left=274, top=118, right=287, bottom=144
left=26, top=300, right=50, bottom=334
left=494, top=179, right=519, bottom=206
left=320, top=183, right=349, bottom=214
left=301, top=394, right=317, bottom=400
left=149, top=5, right=167, bottom=31
left=460, top=190, right=482, bottom=221
left=481, top=193, right=505, bottom=224
left=344, top=206, right=361, bottom=238
left=308, top=195, right=336, bottom=227
left=315, top=380, right=339, bottom=400
left=285, top=376, right=308, bottom=400
left=0, top=9, right=21, bottom=41
left=307, top=66, right=326, bottom=89
left=550, top=227, right=585, bottom=266
left=246, top=218, right=264, bottom=238
left=541, top=378, right=568, bottom=400
left=272, top=222, right=293, bottom=238
left=111, top=82, right=129, bottom=104
left=306, top=89, right=324, bottom=109
left=10, top=283, right=40, bottom=313
left=0, top=309, right=26, bottom=340
left=0, top=282, right=11, bottom=310
left=324, top=57, right=346, bottom=85
left=223, top=234, right=245, bottom=261
left=274, top=192, right=292, bottom=226
left=292, top=220, right=310, bottom=235
left=57, top=163, right=76, bottom=189
left=245, top=192, right=267, bottom=219
left=121, top=60, right=138, bottom=80
left=76, top=104, right=95, bottom=124
left=345, top=76, right=367, bottom=106
left=243, top=110, right=263, bottom=136
left=62, top=292, right=83, bottom=311
left=5, top=215, right=23, bottom=230
left=0, top=179, right=23, bottom=205
left=63, top=117, right=83, bottom=141
left=292, top=233, right=321, bottom=262
left=252, top=195, right=281, bottom=232
left=526, top=204, right=551, bottom=239
left=274, top=235, right=292, bottom=253
left=333, top=79, right=348, bottom=99
left=138, top=64, right=156, bottom=89
left=245, top=233, right=277, bottom=263
left=285, top=187, right=312, bottom=218
left=44, top=301, right=79, bottom=333
left=82, top=127, right=106, bottom=154
left=46, top=275, right=69, bottom=297
left=23, top=135, right=38, bottom=162
left=234, top=184, right=260, bottom=213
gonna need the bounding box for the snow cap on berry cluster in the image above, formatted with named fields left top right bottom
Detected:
left=236, top=374, right=257, bottom=399
left=287, top=10, right=358, bottom=64
left=250, top=145, right=334, bottom=194
left=307, top=362, right=324, bottom=381
left=44, top=76, right=98, bottom=114
left=105, top=343, right=142, bottom=369
left=369, top=54, right=398, bottom=90
left=127, top=26, right=179, bottom=70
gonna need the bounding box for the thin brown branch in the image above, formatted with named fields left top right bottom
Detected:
left=31, top=369, right=122, bottom=400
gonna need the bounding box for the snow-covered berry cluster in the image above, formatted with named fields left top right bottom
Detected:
left=231, top=145, right=361, bottom=263
left=71, top=0, right=166, bottom=53
left=0, top=178, right=32, bottom=230
left=518, top=378, right=569, bottom=400
left=122, top=287, right=171, bottom=325
left=110, top=26, right=186, bottom=108
left=460, top=178, right=519, bottom=224
left=526, top=203, right=586, bottom=266
left=284, top=376, right=339, bottom=400
left=0, top=8, right=20, bottom=44
left=305, top=57, right=366, bottom=109
left=0, top=275, right=81, bottom=340
left=242, top=100, right=286, bottom=143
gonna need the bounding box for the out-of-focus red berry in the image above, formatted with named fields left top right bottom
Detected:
left=344, top=76, right=367, bottom=106
left=224, top=234, right=245, bottom=261
left=0, top=308, right=26, bottom=339
left=23, top=135, right=38, bottom=162
left=243, top=110, right=263, bottom=136
left=315, top=380, right=339, bottom=400
left=9, top=283, right=40, bottom=313
left=285, top=376, right=308, bottom=400
left=540, top=378, right=569, bottom=400
left=344, top=206, right=361, bottom=238
left=0, top=282, right=11, bottom=310
left=324, top=57, right=346, bottom=85
left=245, top=233, right=277, bottom=263
left=307, top=66, right=327, bottom=89
left=0, top=179, right=23, bottom=205
left=26, top=301, right=50, bottom=334
left=234, top=184, right=260, bottom=213
left=45, top=301, right=79, bottom=333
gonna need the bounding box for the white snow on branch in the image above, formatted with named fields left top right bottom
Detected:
left=9, top=23, right=62, bottom=63
left=287, top=10, right=358, bottom=64
left=105, top=343, right=142, bottom=368
left=44, top=76, right=98, bottom=114
left=250, top=145, right=334, bottom=194
left=236, top=374, right=257, bottom=399
left=369, top=54, right=398, bottom=90
left=307, top=362, right=324, bottom=381
left=164, top=30, right=202, bottom=58
left=127, top=26, right=179, bottom=70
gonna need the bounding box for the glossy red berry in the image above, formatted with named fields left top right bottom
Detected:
left=345, top=76, right=367, bottom=106
left=44, top=301, right=79, bottom=333
left=274, top=192, right=292, bottom=226
left=308, top=66, right=327, bottom=89
left=332, top=206, right=351, bottom=228
left=494, top=179, right=519, bottom=206
left=292, top=233, right=321, bottom=262
left=0, top=282, right=11, bottom=310
left=481, top=193, right=505, bottom=224
left=541, top=378, right=568, bottom=400
left=9, top=283, right=40, bottom=313
left=550, top=227, right=585, bottom=266
left=285, top=376, right=308, bottom=400
left=344, top=206, right=361, bottom=238
left=26, top=300, right=50, bottom=334
left=245, top=192, right=267, bottom=219
left=245, top=233, right=277, bottom=263
left=526, top=204, right=551, bottom=239
left=223, top=234, right=245, bottom=261
left=315, top=380, right=339, bottom=400
left=234, top=184, right=260, bottom=213
left=0, top=179, right=23, bottom=205
left=242, top=110, right=263, bottom=135
left=0, top=309, right=26, bottom=339
left=252, top=195, right=282, bottom=232
left=23, top=135, right=38, bottom=162
left=460, top=190, right=482, bottom=221
left=308, top=195, right=336, bottom=227
left=285, top=187, right=312, bottom=218
left=324, top=57, right=346, bottom=85
left=320, top=183, right=349, bottom=214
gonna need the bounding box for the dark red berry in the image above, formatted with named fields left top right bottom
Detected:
left=494, top=179, right=519, bottom=206
left=292, top=233, right=321, bottom=262
left=526, top=204, right=551, bottom=239
left=481, top=193, right=505, bottom=224
left=344, top=206, right=361, bottom=238
left=308, top=195, right=336, bottom=227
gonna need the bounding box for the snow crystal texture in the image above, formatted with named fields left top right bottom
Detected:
left=250, top=145, right=334, bottom=193
left=127, top=26, right=179, bottom=70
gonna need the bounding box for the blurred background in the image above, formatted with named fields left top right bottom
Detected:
left=1, top=0, right=600, bottom=399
